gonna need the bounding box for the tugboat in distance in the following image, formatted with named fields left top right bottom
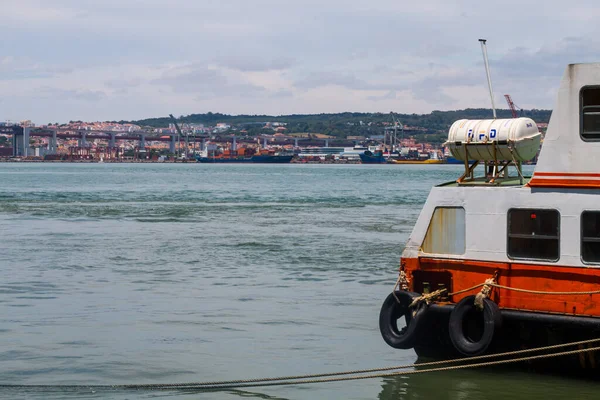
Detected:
left=359, top=149, right=386, bottom=164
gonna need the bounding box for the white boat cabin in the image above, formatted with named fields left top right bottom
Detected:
left=403, top=63, right=600, bottom=269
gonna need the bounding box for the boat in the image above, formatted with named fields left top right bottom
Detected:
left=388, top=158, right=443, bottom=165
left=196, top=148, right=293, bottom=163
left=444, top=156, right=463, bottom=164
left=249, top=154, right=294, bottom=163
left=378, top=62, right=600, bottom=373
left=196, top=156, right=252, bottom=163
left=340, top=145, right=370, bottom=161
left=196, top=154, right=293, bottom=163
left=297, top=145, right=374, bottom=161
left=359, top=149, right=386, bottom=164
left=298, top=147, right=346, bottom=159
left=444, top=148, right=476, bottom=164
left=388, top=151, right=443, bottom=164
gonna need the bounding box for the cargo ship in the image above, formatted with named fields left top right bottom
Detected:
left=379, top=62, right=600, bottom=372
left=196, top=147, right=293, bottom=163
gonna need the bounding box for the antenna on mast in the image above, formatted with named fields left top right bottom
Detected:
left=479, top=39, right=497, bottom=119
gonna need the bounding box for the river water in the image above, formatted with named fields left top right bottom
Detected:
left=0, top=163, right=597, bottom=400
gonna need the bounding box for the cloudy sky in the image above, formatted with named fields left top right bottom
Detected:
left=2, top=0, right=600, bottom=124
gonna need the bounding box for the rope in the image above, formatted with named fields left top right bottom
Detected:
left=183, top=345, right=600, bottom=391
left=3, top=338, right=600, bottom=391
left=447, top=284, right=482, bottom=296
left=445, top=283, right=600, bottom=297
left=474, top=277, right=495, bottom=310
left=392, top=269, right=410, bottom=303
left=391, top=277, right=600, bottom=308
left=491, top=283, right=600, bottom=296
left=391, top=273, right=403, bottom=303
left=409, top=288, right=446, bottom=308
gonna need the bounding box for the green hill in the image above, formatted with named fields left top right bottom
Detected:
left=125, top=109, right=551, bottom=144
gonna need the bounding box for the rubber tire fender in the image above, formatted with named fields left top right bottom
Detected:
left=379, top=291, right=427, bottom=350
left=448, top=295, right=502, bottom=356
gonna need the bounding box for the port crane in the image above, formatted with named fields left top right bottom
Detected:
left=169, top=114, right=189, bottom=158
left=504, top=94, right=521, bottom=118
left=389, top=112, right=404, bottom=155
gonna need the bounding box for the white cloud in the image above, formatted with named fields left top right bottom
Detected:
left=214, top=56, right=295, bottom=73
left=1, top=0, right=600, bottom=123
left=38, top=87, right=107, bottom=102
left=3, top=2, right=81, bottom=22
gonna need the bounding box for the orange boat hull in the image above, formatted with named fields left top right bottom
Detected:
left=403, top=257, right=600, bottom=317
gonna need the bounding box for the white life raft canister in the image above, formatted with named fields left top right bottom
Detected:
left=446, top=118, right=542, bottom=162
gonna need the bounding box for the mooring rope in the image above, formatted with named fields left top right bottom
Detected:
left=490, top=283, right=600, bottom=296
left=447, top=283, right=600, bottom=297
left=401, top=280, right=600, bottom=310
left=182, top=345, right=600, bottom=391
left=2, top=338, right=600, bottom=392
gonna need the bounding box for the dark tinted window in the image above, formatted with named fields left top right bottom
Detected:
left=582, top=211, right=600, bottom=263
left=508, top=209, right=559, bottom=261
left=581, top=87, right=600, bottom=140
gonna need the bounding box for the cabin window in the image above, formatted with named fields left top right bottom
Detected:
left=507, top=209, right=560, bottom=261
left=422, top=207, right=465, bottom=255
left=581, top=87, right=600, bottom=140
left=581, top=211, right=600, bottom=263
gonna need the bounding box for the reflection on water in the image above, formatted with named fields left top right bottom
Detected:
left=378, top=368, right=600, bottom=400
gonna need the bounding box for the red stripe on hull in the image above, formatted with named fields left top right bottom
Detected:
left=404, top=257, right=600, bottom=317
left=528, top=177, right=600, bottom=188
left=534, top=172, right=600, bottom=177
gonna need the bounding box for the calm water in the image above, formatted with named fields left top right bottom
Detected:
left=0, top=163, right=596, bottom=400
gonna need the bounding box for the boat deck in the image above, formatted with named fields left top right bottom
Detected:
left=437, top=176, right=532, bottom=187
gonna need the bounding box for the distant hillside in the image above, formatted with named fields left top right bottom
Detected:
left=125, top=109, right=552, bottom=144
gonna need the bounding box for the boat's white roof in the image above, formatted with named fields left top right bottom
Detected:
left=530, top=63, right=600, bottom=188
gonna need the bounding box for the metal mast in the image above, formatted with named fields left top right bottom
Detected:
left=390, top=112, right=403, bottom=153
left=479, top=39, right=497, bottom=119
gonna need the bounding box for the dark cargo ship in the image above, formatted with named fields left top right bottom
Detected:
left=196, top=147, right=293, bottom=163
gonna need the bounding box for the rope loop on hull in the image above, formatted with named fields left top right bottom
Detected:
left=392, top=268, right=410, bottom=303
left=474, top=276, right=497, bottom=310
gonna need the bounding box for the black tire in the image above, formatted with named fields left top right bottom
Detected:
left=448, top=295, right=502, bottom=356
left=379, top=291, right=426, bottom=349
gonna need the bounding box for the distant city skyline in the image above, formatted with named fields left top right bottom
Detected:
left=2, top=0, right=600, bottom=124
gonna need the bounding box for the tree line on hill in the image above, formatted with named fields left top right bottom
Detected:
left=125, top=108, right=552, bottom=144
